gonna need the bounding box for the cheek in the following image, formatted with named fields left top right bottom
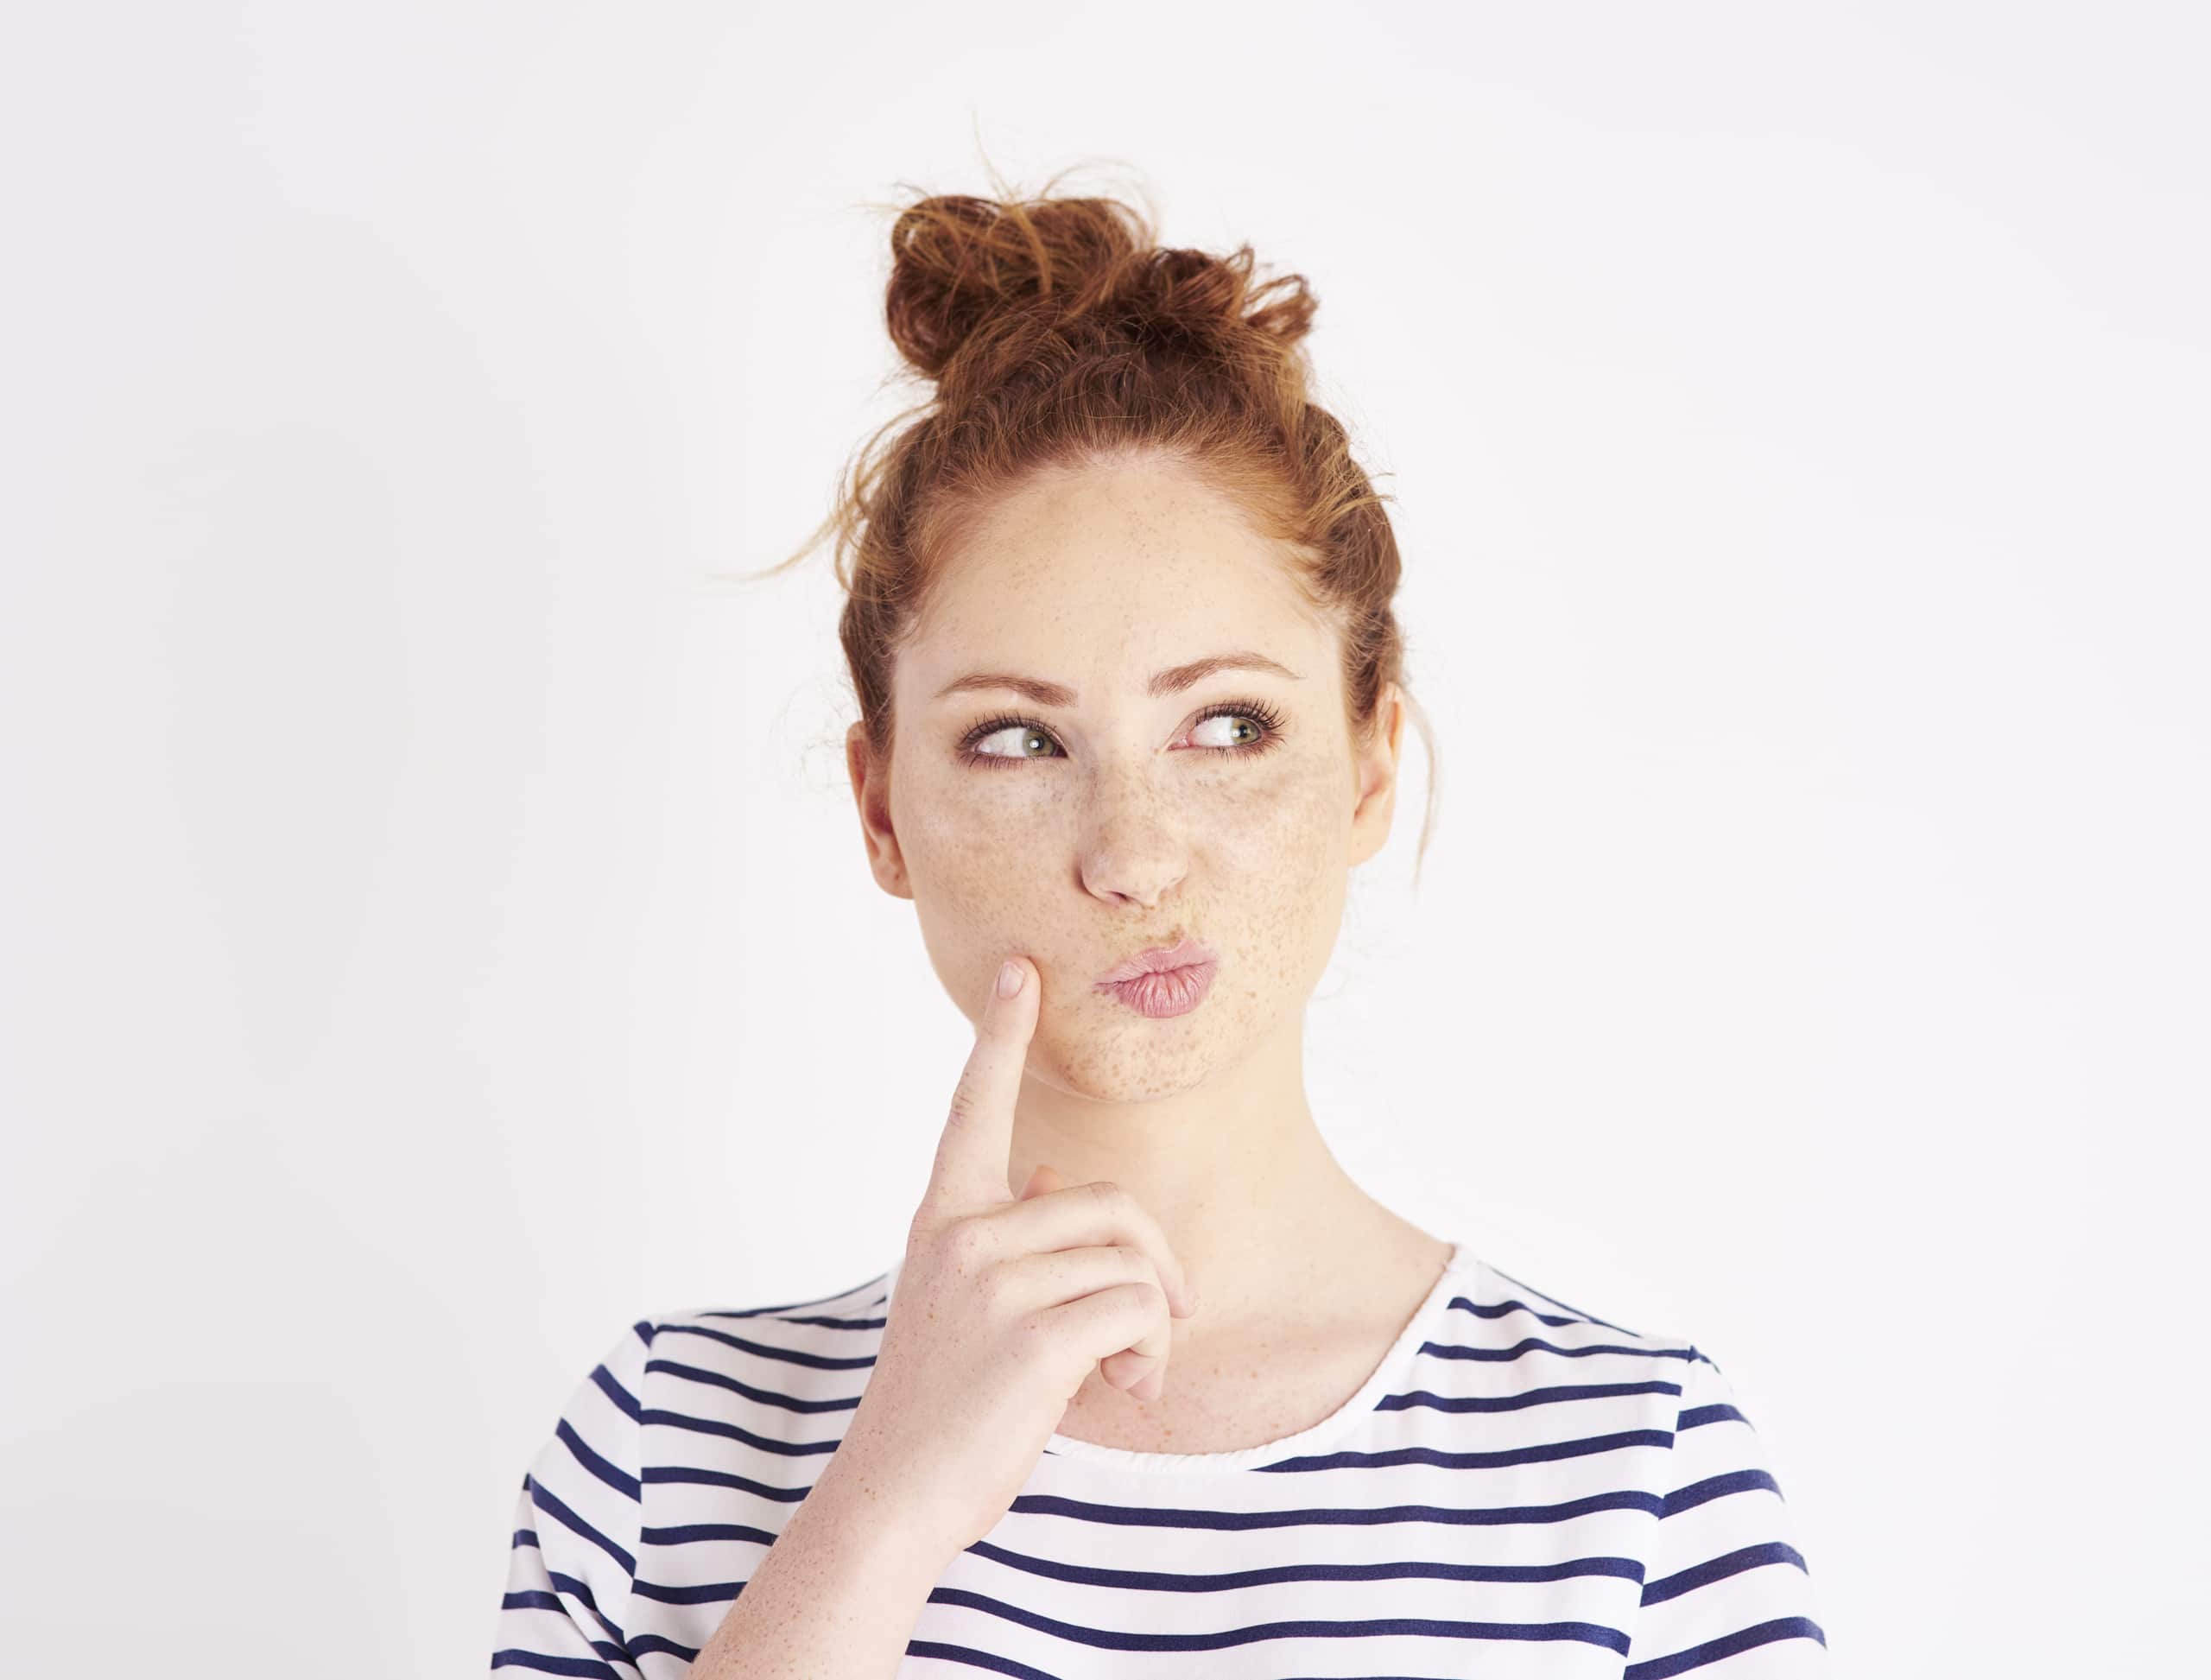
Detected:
left=1201, top=756, right=1347, bottom=884
left=1213, top=763, right=1352, bottom=959
left=898, top=771, right=1068, bottom=969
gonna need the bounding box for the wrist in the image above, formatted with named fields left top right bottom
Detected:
left=801, top=1449, right=965, bottom=1593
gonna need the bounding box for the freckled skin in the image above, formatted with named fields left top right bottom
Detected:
left=844, top=454, right=1454, bottom=1454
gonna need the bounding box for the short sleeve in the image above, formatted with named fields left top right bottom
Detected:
left=1624, top=1345, right=1832, bottom=1678
left=489, top=1320, right=655, bottom=1678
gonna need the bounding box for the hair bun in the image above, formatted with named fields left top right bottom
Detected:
left=884, top=191, right=1147, bottom=381
left=882, top=186, right=1315, bottom=386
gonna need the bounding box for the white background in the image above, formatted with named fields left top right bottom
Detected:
left=4, top=3, right=2205, bottom=1674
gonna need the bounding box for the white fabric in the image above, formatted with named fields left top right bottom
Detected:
left=490, top=1241, right=1830, bottom=1677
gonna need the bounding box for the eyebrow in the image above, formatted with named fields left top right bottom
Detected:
left=931, top=650, right=1303, bottom=707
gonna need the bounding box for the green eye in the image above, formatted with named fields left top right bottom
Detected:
left=968, top=724, right=1058, bottom=761
left=956, top=700, right=1289, bottom=770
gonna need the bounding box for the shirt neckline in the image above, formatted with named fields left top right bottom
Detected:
left=882, top=1238, right=1479, bottom=1476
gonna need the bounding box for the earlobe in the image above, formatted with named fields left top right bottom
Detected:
left=1347, top=686, right=1405, bottom=865
left=846, top=721, right=913, bottom=900
left=1365, top=685, right=1408, bottom=796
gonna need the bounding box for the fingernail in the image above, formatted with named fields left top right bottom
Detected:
left=997, top=959, right=1023, bottom=998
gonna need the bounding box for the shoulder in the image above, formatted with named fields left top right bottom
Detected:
left=531, top=1255, right=897, bottom=1455
left=620, top=1262, right=900, bottom=1451
left=1467, top=1253, right=1704, bottom=1379
left=643, top=1261, right=897, bottom=1365
left=1470, top=1259, right=1829, bottom=1664
left=503, top=1318, right=662, bottom=1662
left=1467, top=1258, right=1811, bottom=1536
left=1459, top=1254, right=1804, bottom=1474
left=530, top=1317, right=658, bottom=1480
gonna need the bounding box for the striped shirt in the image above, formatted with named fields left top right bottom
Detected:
left=491, top=1240, right=1830, bottom=1676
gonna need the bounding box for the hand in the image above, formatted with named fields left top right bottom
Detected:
left=1016, top=1162, right=1175, bottom=1401
left=827, top=954, right=1200, bottom=1557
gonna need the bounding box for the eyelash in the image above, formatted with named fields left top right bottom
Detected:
left=956, top=699, right=1289, bottom=770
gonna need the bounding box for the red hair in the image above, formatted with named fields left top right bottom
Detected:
left=740, top=164, right=1440, bottom=882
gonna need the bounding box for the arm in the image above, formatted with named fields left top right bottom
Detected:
left=1624, top=1346, right=1832, bottom=1677
left=489, top=1322, right=654, bottom=1678
left=686, top=1445, right=960, bottom=1680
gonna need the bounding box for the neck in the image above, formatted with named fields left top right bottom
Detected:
left=1003, top=1006, right=1399, bottom=1336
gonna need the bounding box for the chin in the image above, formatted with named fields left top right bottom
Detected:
left=1033, top=1023, right=1222, bottom=1105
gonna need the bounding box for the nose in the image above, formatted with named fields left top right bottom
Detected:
left=1077, top=768, right=1188, bottom=910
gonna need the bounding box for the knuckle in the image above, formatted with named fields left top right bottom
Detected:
left=1014, top=1313, right=1060, bottom=1359
left=941, top=1218, right=991, bottom=1268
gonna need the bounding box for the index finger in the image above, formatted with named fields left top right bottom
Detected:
left=919, top=954, right=1040, bottom=1222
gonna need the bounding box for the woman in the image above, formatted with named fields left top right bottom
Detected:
left=490, top=175, right=1830, bottom=1677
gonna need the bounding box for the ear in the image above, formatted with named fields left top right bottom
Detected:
left=1346, top=682, right=1407, bottom=871
left=846, top=720, right=913, bottom=900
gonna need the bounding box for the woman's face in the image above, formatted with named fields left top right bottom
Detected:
left=852, top=457, right=1403, bottom=1104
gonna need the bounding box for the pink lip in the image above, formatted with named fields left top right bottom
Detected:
left=1094, top=938, right=1220, bottom=1018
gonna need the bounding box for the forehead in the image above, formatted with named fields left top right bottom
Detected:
left=903, top=460, right=1327, bottom=688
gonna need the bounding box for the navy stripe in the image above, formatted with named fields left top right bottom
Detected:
left=1671, top=1405, right=1742, bottom=1432
left=553, top=1417, right=639, bottom=1503
left=489, top=1649, right=623, bottom=1677
left=903, top=1639, right=1060, bottom=1677
left=1265, top=1423, right=1675, bottom=1473
left=1455, top=1290, right=1614, bottom=1329
left=587, top=1364, right=643, bottom=1425
left=1623, top=1615, right=1828, bottom=1677
left=1006, top=1488, right=1666, bottom=1529
left=1483, top=1265, right=1650, bottom=1337
left=525, top=1472, right=637, bottom=1579
left=653, top=1320, right=878, bottom=1370
left=639, top=1404, right=846, bottom=1456
left=647, top=1353, right=866, bottom=1414
left=642, top=1463, right=818, bottom=1500
left=1423, top=1334, right=1698, bottom=1361
left=1660, top=1468, right=1787, bottom=1518
left=1378, top=1378, right=1684, bottom=1414
left=627, top=1631, right=706, bottom=1663
left=964, top=1535, right=1646, bottom=1593
left=920, top=1587, right=1634, bottom=1657
left=629, top=1570, right=745, bottom=1607
left=637, top=1518, right=783, bottom=1550
left=1642, top=1541, right=1814, bottom=1606
left=542, top=1569, right=627, bottom=1645
left=687, top=1273, right=892, bottom=1320
left=738, top=1307, right=891, bottom=1330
